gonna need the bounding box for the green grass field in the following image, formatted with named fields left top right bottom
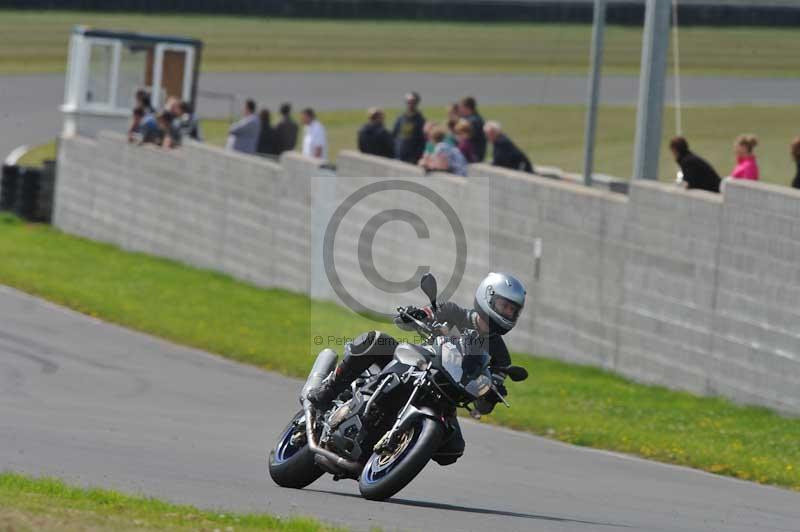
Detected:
left=2, top=10, right=800, bottom=76
left=1, top=213, right=798, bottom=491
left=0, top=473, right=341, bottom=532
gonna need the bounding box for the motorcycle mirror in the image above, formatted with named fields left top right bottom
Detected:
left=505, top=366, right=529, bottom=382
left=420, top=273, right=438, bottom=309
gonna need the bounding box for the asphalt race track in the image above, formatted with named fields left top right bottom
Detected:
left=1, top=286, right=799, bottom=531
left=3, top=72, right=800, bottom=161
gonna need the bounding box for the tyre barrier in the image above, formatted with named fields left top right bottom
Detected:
left=0, top=164, right=19, bottom=211
left=0, top=161, right=56, bottom=223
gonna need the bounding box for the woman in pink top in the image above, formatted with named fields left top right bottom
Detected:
left=730, top=134, right=760, bottom=180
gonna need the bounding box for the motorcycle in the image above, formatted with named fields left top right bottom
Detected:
left=268, top=273, right=529, bottom=501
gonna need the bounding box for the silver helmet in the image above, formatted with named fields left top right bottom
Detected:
left=474, top=272, right=526, bottom=335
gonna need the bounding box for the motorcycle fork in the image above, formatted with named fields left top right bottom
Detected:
left=374, top=380, right=423, bottom=452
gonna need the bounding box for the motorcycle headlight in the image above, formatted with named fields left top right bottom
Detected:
left=441, top=342, right=464, bottom=382
left=465, top=374, right=492, bottom=398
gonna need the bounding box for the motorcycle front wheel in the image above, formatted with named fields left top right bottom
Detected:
left=358, top=416, right=444, bottom=501
left=268, top=410, right=324, bottom=489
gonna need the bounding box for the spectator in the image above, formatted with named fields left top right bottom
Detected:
left=358, top=107, right=394, bottom=158
left=226, top=99, right=260, bottom=154
left=454, top=119, right=477, bottom=163
left=257, top=109, right=276, bottom=156
left=178, top=101, right=202, bottom=141
left=669, top=136, right=720, bottom=193
left=164, top=98, right=185, bottom=146
left=420, top=126, right=467, bottom=177
left=159, top=112, right=180, bottom=149
left=730, top=134, right=760, bottom=180
left=274, top=102, right=299, bottom=154
left=128, top=106, right=146, bottom=142
left=445, top=118, right=458, bottom=146
left=392, top=91, right=426, bottom=164
left=422, top=121, right=438, bottom=158
left=135, top=89, right=154, bottom=113
left=792, top=138, right=800, bottom=189
left=447, top=102, right=459, bottom=124
left=485, top=121, right=534, bottom=173
left=165, top=97, right=181, bottom=116
left=301, top=108, right=328, bottom=160
left=128, top=106, right=161, bottom=145
left=458, top=96, right=486, bottom=162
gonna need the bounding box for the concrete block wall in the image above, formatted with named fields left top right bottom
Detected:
left=55, top=132, right=312, bottom=294
left=54, top=133, right=800, bottom=414
left=469, top=164, right=628, bottom=368
left=616, top=181, right=723, bottom=393
left=337, top=150, right=425, bottom=178
left=709, top=180, right=800, bottom=411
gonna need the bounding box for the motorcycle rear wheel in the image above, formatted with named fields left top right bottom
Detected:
left=268, top=410, right=324, bottom=489
left=358, top=417, right=444, bottom=501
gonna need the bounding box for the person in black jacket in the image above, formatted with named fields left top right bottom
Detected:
left=669, top=136, right=721, bottom=193
left=274, top=103, right=299, bottom=154
left=791, top=138, right=800, bottom=190
left=458, top=96, right=487, bottom=162
left=485, top=121, right=533, bottom=173
left=392, top=92, right=426, bottom=164
left=256, top=109, right=276, bottom=156
left=306, top=272, right=527, bottom=465
left=358, top=107, right=394, bottom=158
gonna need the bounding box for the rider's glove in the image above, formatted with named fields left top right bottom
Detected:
left=398, top=306, right=429, bottom=323
left=492, top=373, right=508, bottom=397
left=475, top=397, right=496, bottom=415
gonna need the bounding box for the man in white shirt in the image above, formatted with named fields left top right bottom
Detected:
left=226, top=99, right=261, bottom=154
left=301, top=108, right=328, bottom=160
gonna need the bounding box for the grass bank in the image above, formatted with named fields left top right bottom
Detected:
left=1, top=10, right=800, bottom=77
left=0, top=472, right=341, bottom=531
left=203, top=103, right=800, bottom=187
left=0, top=214, right=798, bottom=490
left=22, top=103, right=800, bottom=187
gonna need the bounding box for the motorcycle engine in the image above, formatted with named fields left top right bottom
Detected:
left=328, top=397, right=357, bottom=428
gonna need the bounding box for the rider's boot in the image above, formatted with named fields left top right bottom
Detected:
left=307, top=331, right=392, bottom=408
left=306, top=360, right=358, bottom=408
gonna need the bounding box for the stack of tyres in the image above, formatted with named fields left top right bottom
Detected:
left=36, top=160, right=56, bottom=223
left=1, top=165, right=19, bottom=211
left=15, top=167, right=42, bottom=221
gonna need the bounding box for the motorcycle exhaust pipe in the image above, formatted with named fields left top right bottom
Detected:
left=300, top=348, right=338, bottom=403
left=303, top=403, right=361, bottom=476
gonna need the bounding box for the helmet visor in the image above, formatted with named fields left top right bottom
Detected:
left=491, top=295, right=522, bottom=322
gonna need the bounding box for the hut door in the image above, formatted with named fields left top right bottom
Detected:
left=152, top=44, right=194, bottom=109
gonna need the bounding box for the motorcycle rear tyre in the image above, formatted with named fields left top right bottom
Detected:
left=268, top=410, right=324, bottom=489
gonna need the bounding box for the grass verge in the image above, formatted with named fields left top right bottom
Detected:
left=0, top=216, right=798, bottom=490
left=2, top=10, right=800, bottom=77
left=0, top=472, right=342, bottom=532
left=20, top=103, right=800, bottom=188
left=202, top=103, right=800, bottom=187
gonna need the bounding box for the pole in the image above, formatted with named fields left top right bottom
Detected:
left=632, top=0, right=671, bottom=181
left=672, top=0, right=683, bottom=136
left=582, top=0, right=607, bottom=187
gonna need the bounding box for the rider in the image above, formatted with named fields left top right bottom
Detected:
left=307, top=272, right=527, bottom=465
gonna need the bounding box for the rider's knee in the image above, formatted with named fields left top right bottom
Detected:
left=350, top=331, right=396, bottom=358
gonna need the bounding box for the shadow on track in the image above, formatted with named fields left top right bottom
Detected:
left=305, top=488, right=630, bottom=528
